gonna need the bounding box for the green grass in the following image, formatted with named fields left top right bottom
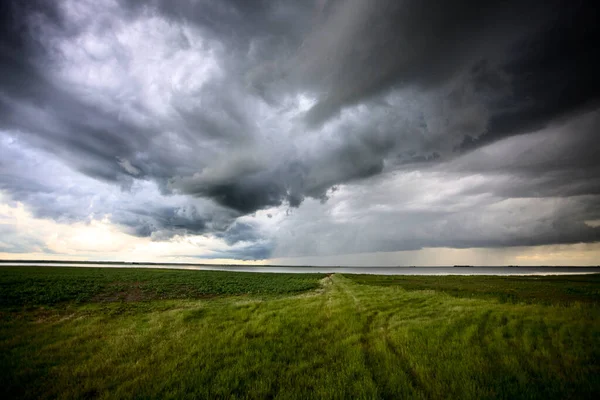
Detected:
left=0, top=267, right=323, bottom=307
left=1, top=267, right=599, bottom=399
left=346, top=274, right=600, bottom=305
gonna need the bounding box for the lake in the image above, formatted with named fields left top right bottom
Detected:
left=1, top=262, right=599, bottom=275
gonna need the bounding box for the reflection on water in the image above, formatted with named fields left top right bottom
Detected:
left=2, top=263, right=600, bottom=275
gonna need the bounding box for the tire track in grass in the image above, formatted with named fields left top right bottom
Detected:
left=331, top=276, right=379, bottom=391
left=335, top=275, right=426, bottom=398
left=471, top=310, right=493, bottom=347
left=379, top=310, right=427, bottom=398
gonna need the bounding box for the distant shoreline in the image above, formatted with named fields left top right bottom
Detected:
left=1, top=259, right=598, bottom=268
left=2, top=261, right=600, bottom=276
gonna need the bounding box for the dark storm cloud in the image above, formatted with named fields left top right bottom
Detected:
left=174, top=173, right=285, bottom=214
left=480, top=1, right=600, bottom=145
left=0, top=1, right=149, bottom=187
left=296, top=0, right=547, bottom=126
left=449, top=110, right=600, bottom=201
left=114, top=206, right=208, bottom=238
left=0, top=0, right=301, bottom=219
left=1, top=0, right=600, bottom=258
left=196, top=242, right=274, bottom=261
left=217, top=222, right=265, bottom=246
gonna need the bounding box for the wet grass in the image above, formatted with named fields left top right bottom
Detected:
left=1, top=267, right=599, bottom=399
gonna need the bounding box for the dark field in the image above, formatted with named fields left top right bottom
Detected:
left=1, top=267, right=599, bottom=399
left=0, top=267, right=323, bottom=307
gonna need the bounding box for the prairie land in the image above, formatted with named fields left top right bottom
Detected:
left=1, top=267, right=599, bottom=399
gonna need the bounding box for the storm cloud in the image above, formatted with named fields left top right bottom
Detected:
left=1, top=0, right=599, bottom=261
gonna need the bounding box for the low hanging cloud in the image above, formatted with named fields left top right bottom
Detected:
left=270, top=113, right=600, bottom=257
left=1, top=0, right=599, bottom=260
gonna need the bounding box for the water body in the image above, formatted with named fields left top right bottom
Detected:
left=2, top=262, right=600, bottom=275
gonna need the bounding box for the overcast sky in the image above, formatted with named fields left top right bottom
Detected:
left=1, top=0, right=599, bottom=265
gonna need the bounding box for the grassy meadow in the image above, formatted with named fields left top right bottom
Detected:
left=1, top=267, right=599, bottom=399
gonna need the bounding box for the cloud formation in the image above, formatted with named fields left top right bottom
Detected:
left=1, top=0, right=599, bottom=261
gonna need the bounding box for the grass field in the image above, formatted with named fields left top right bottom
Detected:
left=1, top=267, right=599, bottom=399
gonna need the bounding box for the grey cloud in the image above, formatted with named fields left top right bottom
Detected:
left=1, top=0, right=600, bottom=260
left=3, top=0, right=597, bottom=213
left=480, top=2, right=600, bottom=146
left=428, top=197, right=600, bottom=249
left=295, top=0, right=549, bottom=127
left=115, top=206, right=209, bottom=239
left=448, top=110, right=600, bottom=200
left=196, top=242, right=274, bottom=261
left=216, top=221, right=267, bottom=247
left=0, top=137, right=241, bottom=243
left=0, top=225, right=52, bottom=254
left=273, top=189, right=600, bottom=258
left=173, top=172, right=285, bottom=214
left=294, top=0, right=600, bottom=163
left=272, top=106, right=600, bottom=258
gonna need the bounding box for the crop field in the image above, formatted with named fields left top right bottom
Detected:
left=1, top=267, right=599, bottom=399
left=0, top=267, right=323, bottom=306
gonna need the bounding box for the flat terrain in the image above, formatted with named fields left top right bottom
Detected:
left=1, top=267, right=599, bottom=399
